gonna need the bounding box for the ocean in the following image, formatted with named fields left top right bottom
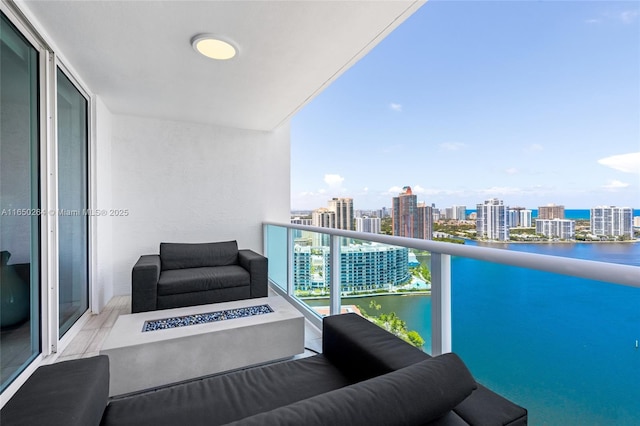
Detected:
left=307, top=241, right=640, bottom=425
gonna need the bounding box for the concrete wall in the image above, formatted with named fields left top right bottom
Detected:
left=105, top=115, right=291, bottom=296
left=91, top=97, right=114, bottom=311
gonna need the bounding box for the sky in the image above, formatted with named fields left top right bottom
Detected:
left=290, top=1, right=640, bottom=211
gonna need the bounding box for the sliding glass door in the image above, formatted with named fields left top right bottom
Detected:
left=0, top=12, right=41, bottom=392
left=57, top=69, right=88, bottom=336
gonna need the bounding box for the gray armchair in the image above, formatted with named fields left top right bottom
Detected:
left=131, top=241, right=268, bottom=313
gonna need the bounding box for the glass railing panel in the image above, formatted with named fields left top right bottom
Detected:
left=265, top=224, right=287, bottom=291
left=290, top=230, right=331, bottom=318
left=308, top=236, right=432, bottom=354
left=451, top=258, right=640, bottom=425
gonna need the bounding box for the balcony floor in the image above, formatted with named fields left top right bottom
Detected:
left=56, top=293, right=323, bottom=364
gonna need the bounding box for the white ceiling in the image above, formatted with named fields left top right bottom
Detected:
left=20, top=0, right=424, bottom=131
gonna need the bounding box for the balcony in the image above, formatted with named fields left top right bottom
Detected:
left=264, top=222, right=640, bottom=425
left=1, top=1, right=638, bottom=424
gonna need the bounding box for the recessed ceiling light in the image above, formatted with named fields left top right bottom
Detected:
left=191, top=34, right=237, bottom=60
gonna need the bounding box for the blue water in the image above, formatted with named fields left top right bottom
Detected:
left=335, top=242, right=640, bottom=425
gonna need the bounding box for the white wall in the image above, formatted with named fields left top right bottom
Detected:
left=106, top=115, right=290, bottom=295
left=91, top=96, right=114, bottom=311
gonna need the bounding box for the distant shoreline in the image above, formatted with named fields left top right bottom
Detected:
left=300, top=291, right=431, bottom=301
left=476, top=239, right=639, bottom=245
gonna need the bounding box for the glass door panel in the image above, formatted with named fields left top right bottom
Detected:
left=57, top=68, right=88, bottom=336
left=0, top=12, right=41, bottom=392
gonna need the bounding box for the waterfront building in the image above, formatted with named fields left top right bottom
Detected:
left=590, top=206, right=633, bottom=239
left=355, top=216, right=381, bottom=234
left=508, top=208, right=532, bottom=228
left=476, top=198, right=509, bottom=241
left=634, top=216, right=640, bottom=228
left=536, top=219, right=575, bottom=239
left=508, top=208, right=520, bottom=228
left=328, top=197, right=354, bottom=231
left=293, top=243, right=410, bottom=293
left=520, top=209, right=533, bottom=228
left=538, top=204, right=565, bottom=220
left=392, top=186, right=433, bottom=240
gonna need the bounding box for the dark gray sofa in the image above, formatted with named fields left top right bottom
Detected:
left=1, top=313, right=527, bottom=426
left=131, top=241, right=268, bottom=313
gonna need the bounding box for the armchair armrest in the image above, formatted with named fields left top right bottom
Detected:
left=238, top=249, right=268, bottom=298
left=131, top=255, right=161, bottom=313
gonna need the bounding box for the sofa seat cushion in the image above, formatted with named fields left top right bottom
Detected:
left=101, top=355, right=352, bottom=426
left=225, top=353, right=477, bottom=426
left=157, top=266, right=250, bottom=295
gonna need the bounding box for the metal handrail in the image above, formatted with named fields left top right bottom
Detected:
left=264, top=222, right=640, bottom=288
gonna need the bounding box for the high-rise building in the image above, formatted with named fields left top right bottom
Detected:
left=290, top=216, right=312, bottom=225
left=538, top=204, right=565, bottom=220
left=536, top=219, right=575, bottom=239
left=417, top=202, right=433, bottom=240
left=355, top=216, right=381, bottom=234
left=476, top=198, right=509, bottom=241
left=311, top=208, right=335, bottom=228
left=392, top=186, right=432, bottom=240
left=453, top=205, right=467, bottom=221
left=508, top=207, right=532, bottom=228
left=328, top=197, right=354, bottom=230
left=590, top=206, right=633, bottom=238
left=293, top=243, right=410, bottom=293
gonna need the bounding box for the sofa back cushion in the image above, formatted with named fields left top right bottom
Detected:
left=160, top=241, right=238, bottom=271
left=224, top=354, right=477, bottom=426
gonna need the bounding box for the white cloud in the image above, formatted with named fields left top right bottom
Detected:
left=601, top=180, right=630, bottom=190
left=525, top=144, right=544, bottom=153
left=505, top=167, right=518, bottom=175
left=620, top=10, right=639, bottom=24
left=412, top=185, right=426, bottom=194
left=324, top=174, right=345, bottom=187
left=597, top=152, right=640, bottom=174
left=479, top=186, right=525, bottom=196
left=439, top=142, right=466, bottom=151
left=389, top=103, right=402, bottom=112
left=585, top=18, right=600, bottom=24
left=386, top=186, right=404, bottom=195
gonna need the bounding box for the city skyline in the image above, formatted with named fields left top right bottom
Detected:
left=291, top=1, right=640, bottom=211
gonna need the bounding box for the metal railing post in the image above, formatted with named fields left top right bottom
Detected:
left=329, top=234, right=341, bottom=316
left=287, top=227, right=294, bottom=296
left=431, top=252, right=452, bottom=355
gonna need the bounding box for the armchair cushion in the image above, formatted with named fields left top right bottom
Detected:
left=160, top=241, right=238, bottom=271
left=157, top=266, right=250, bottom=295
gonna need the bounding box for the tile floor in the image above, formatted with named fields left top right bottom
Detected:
left=56, top=294, right=323, bottom=363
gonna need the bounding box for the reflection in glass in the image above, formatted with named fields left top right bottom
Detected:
left=0, top=12, right=40, bottom=392
left=57, top=69, right=88, bottom=335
